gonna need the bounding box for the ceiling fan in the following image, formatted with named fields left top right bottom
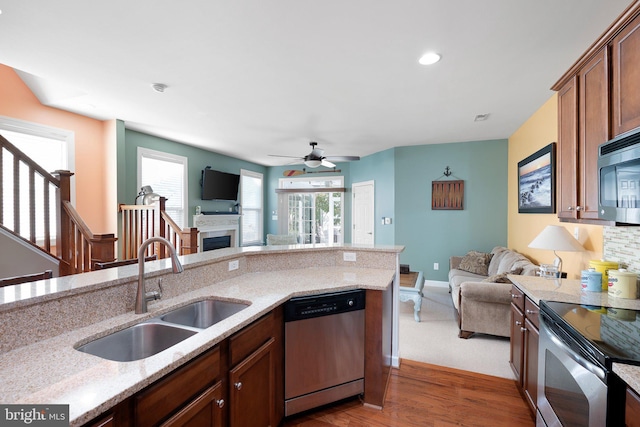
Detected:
left=270, top=142, right=360, bottom=168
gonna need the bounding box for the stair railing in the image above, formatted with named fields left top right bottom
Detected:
left=118, top=197, right=198, bottom=260
left=0, top=134, right=116, bottom=276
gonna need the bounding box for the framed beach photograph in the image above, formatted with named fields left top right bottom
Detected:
left=518, top=142, right=556, bottom=214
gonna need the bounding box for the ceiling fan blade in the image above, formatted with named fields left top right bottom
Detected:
left=321, top=159, right=336, bottom=168
left=269, top=154, right=304, bottom=159
left=310, top=147, right=324, bottom=158
left=324, top=155, right=360, bottom=162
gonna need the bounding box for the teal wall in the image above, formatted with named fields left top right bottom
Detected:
left=120, top=130, right=267, bottom=227
left=118, top=129, right=508, bottom=273
left=350, top=148, right=395, bottom=245
left=394, top=139, right=509, bottom=281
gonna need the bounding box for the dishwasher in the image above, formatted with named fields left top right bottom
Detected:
left=284, top=289, right=365, bottom=416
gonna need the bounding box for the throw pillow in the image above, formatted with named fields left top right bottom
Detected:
left=483, top=267, right=524, bottom=284
left=458, top=251, right=493, bottom=275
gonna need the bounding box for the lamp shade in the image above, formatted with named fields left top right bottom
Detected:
left=528, top=225, right=584, bottom=252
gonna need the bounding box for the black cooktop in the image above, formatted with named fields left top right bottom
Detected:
left=540, top=300, right=640, bottom=369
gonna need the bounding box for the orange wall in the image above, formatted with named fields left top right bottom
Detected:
left=508, top=94, right=603, bottom=279
left=0, top=65, right=112, bottom=233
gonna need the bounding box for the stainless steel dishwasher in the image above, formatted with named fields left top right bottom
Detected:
left=284, top=289, right=365, bottom=416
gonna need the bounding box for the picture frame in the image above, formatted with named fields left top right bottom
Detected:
left=518, top=142, right=556, bottom=214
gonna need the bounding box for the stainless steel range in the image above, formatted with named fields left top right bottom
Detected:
left=537, top=300, right=640, bottom=426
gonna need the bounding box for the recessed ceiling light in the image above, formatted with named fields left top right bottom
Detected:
left=152, top=83, right=168, bottom=93
left=418, top=52, right=441, bottom=65
left=474, top=113, right=490, bottom=122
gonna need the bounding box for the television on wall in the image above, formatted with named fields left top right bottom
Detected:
left=201, top=168, right=240, bottom=201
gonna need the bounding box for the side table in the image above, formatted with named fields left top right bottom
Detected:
left=399, top=271, right=424, bottom=322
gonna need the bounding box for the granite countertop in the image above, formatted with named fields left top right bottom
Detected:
left=0, top=265, right=395, bottom=426
left=509, top=274, right=640, bottom=395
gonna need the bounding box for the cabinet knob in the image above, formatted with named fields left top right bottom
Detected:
left=515, top=320, right=522, bottom=326
left=234, top=382, right=243, bottom=391
left=576, top=206, right=583, bottom=211
left=216, top=399, right=225, bottom=408
left=567, top=206, right=573, bottom=210
left=520, top=327, right=527, bottom=332
left=511, top=294, right=521, bottom=299
left=526, top=309, right=537, bottom=315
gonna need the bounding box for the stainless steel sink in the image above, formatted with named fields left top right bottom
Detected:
left=76, top=321, right=197, bottom=362
left=160, top=299, right=250, bottom=329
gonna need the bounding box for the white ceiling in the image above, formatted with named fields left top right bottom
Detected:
left=0, top=1, right=633, bottom=167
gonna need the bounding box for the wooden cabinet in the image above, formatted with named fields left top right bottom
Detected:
left=557, top=47, right=609, bottom=221
left=228, top=308, right=283, bottom=427
left=161, top=382, right=224, bottom=427
left=135, top=346, right=223, bottom=427
left=626, top=386, right=640, bottom=427
left=509, top=285, right=539, bottom=417
left=612, top=12, right=640, bottom=137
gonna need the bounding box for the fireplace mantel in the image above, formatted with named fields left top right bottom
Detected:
left=193, top=214, right=240, bottom=251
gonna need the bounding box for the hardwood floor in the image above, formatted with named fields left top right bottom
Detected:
left=282, top=359, right=535, bottom=427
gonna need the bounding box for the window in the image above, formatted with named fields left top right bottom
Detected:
left=0, top=116, right=75, bottom=242
left=137, top=147, right=188, bottom=228
left=240, top=169, right=263, bottom=246
left=277, top=177, right=344, bottom=244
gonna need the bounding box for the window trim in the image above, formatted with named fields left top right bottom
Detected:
left=240, top=169, right=264, bottom=246
left=0, top=115, right=76, bottom=205
left=137, top=147, right=189, bottom=228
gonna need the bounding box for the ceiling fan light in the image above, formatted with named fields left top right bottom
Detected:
left=304, top=159, right=322, bottom=168
left=418, top=52, right=441, bottom=65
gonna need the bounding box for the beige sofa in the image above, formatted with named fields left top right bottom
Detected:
left=448, top=246, right=538, bottom=339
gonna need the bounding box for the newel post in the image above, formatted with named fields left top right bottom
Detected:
left=54, top=170, right=74, bottom=276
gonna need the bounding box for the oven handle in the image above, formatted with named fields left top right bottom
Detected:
left=544, top=320, right=606, bottom=382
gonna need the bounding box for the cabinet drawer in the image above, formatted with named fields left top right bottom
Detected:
left=230, top=311, right=274, bottom=366
left=511, top=285, right=525, bottom=311
left=135, top=346, right=221, bottom=427
left=524, top=297, right=539, bottom=330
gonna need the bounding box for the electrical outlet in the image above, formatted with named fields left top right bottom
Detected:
left=434, top=262, right=439, bottom=270
left=343, top=252, right=357, bottom=262
left=228, top=260, right=239, bottom=271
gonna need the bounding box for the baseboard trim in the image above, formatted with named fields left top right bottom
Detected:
left=424, top=280, right=448, bottom=289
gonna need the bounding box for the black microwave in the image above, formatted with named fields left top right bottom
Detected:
left=598, top=128, right=640, bottom=224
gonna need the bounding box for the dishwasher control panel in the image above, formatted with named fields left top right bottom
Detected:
left=284, top=289, right=365, bottom=322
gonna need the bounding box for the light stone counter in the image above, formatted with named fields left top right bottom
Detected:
left=509, top=274, right=640, bottom=397
left=0, top=244, right=402, bottom=426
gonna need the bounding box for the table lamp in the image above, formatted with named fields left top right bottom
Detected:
left=528, top=225, right=584, bottom=277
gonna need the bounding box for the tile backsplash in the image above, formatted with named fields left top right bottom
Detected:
left=603, top=226, right=640, bottom=273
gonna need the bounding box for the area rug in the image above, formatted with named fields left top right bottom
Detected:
left=398, top=284, right=515, bottom=380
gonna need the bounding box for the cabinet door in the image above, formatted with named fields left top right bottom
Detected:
left=579, top=47, right=609, bottom=219
left=523, top=318, right=539, bottom=413
left=612, top=13, right=640, bottom=136
left=626, top=387, right=640, bottom=427
left=557, top=76, right=579, bottom=220
left=229, top=338, right=275, bottom=427
left=161, top=382, right=224, bottom=427
left=509, top=303, right=525, bottom=385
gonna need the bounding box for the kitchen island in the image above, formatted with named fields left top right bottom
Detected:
left=0, top=243, right=403, bottom=426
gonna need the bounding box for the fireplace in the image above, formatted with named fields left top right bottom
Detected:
left=203, top=235, right=231, bottom=251
left=193, top=214, right=240, bottom=252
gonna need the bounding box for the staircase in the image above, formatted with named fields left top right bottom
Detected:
left=0, top=134, right=198, bottom=278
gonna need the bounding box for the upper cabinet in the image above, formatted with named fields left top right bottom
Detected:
left=553, top=2, right=640, bottom=223
left=612, top=12, right=640, bottom=136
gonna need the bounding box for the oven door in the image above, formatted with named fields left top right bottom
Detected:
left=537, top=315, right=607, bottom=427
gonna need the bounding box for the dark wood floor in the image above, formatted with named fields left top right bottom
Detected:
left=282, top=359, right=535, bottom=427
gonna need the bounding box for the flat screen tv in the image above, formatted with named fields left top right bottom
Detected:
left=201, top=168, right=240, bottom=201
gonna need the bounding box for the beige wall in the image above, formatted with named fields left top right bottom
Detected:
left=0, top=65, right=113, bottom=233
left=508, top=94, right=603, bottom=279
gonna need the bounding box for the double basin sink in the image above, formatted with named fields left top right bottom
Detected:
left=76, top=299, right=249, bottom=362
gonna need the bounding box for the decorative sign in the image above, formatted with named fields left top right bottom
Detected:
left=432, top=180, right=464, bottom=210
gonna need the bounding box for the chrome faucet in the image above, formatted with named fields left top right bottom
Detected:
left=136, top=236, right=184, bottom=314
